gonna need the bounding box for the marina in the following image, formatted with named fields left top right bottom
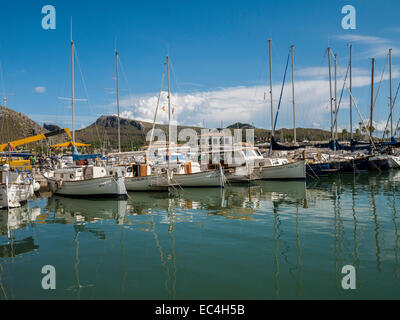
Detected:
left=1, top=0, right=400, bottom=303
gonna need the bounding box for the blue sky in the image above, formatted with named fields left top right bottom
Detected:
left=1, top=0, right=400, bottom=135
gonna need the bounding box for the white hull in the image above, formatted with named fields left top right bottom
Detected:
left=124, top=175, right=169, bottom=191
left=0, top=183, right=33, bottom=209
left=48, top=176, right=127, bottom=198
left=258, top=160, right=306, bottom=180
left=388, top=155, right=400, bottom=169
left=172, top=170, right=224, bottom=188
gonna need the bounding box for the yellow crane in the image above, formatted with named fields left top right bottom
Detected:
left=0, top=128, right=83, bottom=170
left=0, top=128, right=73, bottom=152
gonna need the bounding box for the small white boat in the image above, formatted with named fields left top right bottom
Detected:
left=0, top=166, right=35, bottom=209
left=257, top=159, right=306, bottom=180
left=47, top=166, right=128, bottom=199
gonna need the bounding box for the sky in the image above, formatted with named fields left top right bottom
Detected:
left=1, top=0, right=400, bottom=137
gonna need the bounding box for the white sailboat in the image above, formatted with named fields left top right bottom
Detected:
left=47, top=30, right=128, bottom=199
left=148, top=56, right=224, bottom=188
left=109, top=51, right=170, bottom=192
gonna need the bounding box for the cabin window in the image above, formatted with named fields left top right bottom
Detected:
left=61, top=174, right=64, bottom=179
left=70, top=174, right=74, bottom=179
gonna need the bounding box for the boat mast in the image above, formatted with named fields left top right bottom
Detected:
left=349, top=44, right=353, bottom=141
left=166, top=55, right=171, bottom=164
left=370, top=58, right=375, bottom=137
left=115, top=50, right=121, bottom=153
left=327, top=47, right=333, bottom=140
left=167, top=56, right=171, bottom=127
left=268, top=39, right=274, bottom=137
left=71, top=23, right=75, bottom=149
left=389, top=48, right=393, bottom=137
left=334, top=53, right=338, bottom=141
left=290, top=45, right=296, bottom=143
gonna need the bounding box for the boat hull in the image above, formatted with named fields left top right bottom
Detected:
left=224, top=166, right=260, bottom=183
left=124, top=175, right=169, bottom=192
left=48, top=176, right=128, bottom=199
left=258, top=160, right=306, bottom=180
left=0, top=183, right=33, bottom=209
left=172, top=170, right=224, bottom=187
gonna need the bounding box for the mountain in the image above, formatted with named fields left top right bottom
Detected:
left=0, top=106, right=74, bottom=152
left=75, top=115, right=202, bottom=151
left=43, top=123, right=61, bottom=132
left=0, top=105, right=47, bottom=143
left=75, top=115, right=342, bottom=150
left=227, top=122, right=256, bottom=129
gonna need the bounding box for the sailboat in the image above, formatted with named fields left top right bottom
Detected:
left=47, top=29, right=127, bottom=199
left=260, top=39, right=306, bottom=180
left=108, top=50, right=170, bottom=191
left=149, top=56, right=225, bottom=188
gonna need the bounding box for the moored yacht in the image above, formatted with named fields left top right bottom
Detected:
left=47, top=165, right=127, bottom=199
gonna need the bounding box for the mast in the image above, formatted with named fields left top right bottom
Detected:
left=167, top=56, right=171, bottom=127
left=389, top=48, right=393, bottom=137
left=370, top=58, right=375, bottom=137
left=334, top=53, right=338, bottom=141
left=166, top=56, right=171, bottom=164
left=71, top=33, right=75, bottom=148
left=268, top=39, right=274, bottom=137
left=349, top=44, right=353, bottom=141
left=115, top=50, right=121, bottom=153
left=327, top=47, right=333, bottom=140
left=290, top=45, right=296, bottom=143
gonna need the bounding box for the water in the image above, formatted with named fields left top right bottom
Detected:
left=1, top=170, right=400, bottom=300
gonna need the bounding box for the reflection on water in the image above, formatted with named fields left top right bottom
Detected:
left=0, top=171, right=399, bottom=299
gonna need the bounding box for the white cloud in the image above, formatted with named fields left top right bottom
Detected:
left=34, top=86, right=46, bottom=93
left=335, top=34, right=400, bottom=58
left=94, top=60, right=398, bottom=133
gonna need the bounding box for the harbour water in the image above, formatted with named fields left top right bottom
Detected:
left=1, top=171, right=400, bottom=300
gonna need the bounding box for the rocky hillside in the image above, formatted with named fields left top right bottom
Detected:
left=0, top=106, right=74, bottom=152
left=0, top=106, right=47, bottom=143
left=75, top=115, right=201, bottom=151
